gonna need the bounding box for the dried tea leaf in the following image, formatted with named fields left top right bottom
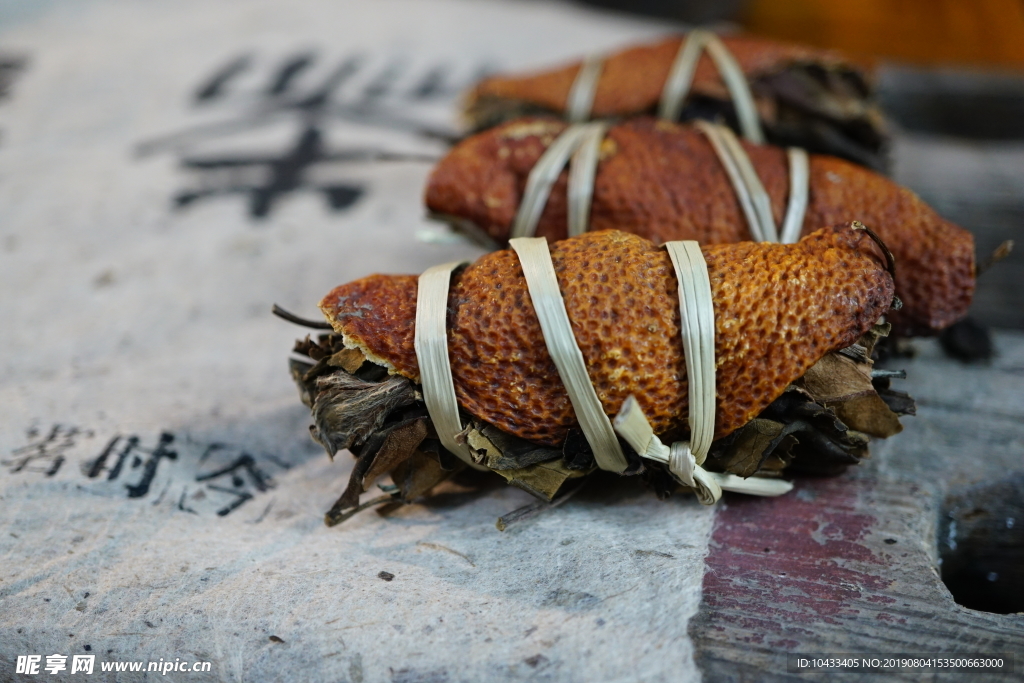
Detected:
left=641, top=461, right=679, bottom=500
left=562, top=428, right=596, bottom=470
left=939, top=317, right=994, bottom=362
left=706, top=389, right=871, bottom=479
left=302, top=356, right=340, bottom=384
left=786, top=418, right=869, bottom=466
left=328, top=347, right=368, bottom=374
left=757, top=451, right=790, bottom=474
left=335, top=420, right=403, bottom=512
left=717, top=418, right=796, bottom=478
left=293, top=334, right=328, bottom=360
left=418, top=438, right=462, bottom=472
left=324, top=493, right=396, bottom=527
left=289, top=358, right=315, bottom=408
left=796, top=352, right=905, bottom=437
left=859, top=322, right=892, bottom=358
left=361, top=418, right=429, bottom=487
left=763, top=66, right=872, bottom=124
left=838, top=322, right=890, bottom=363
left=465, top=422, right=562, bottom=470
left=309, top=372, right=418, bottom=458
left=460, top=426, right=496, bottom=464
left=353, top=362, right=389, bottom=382
left=832, top=394, right=903, bottom=438
left=876, top=386, right=916, bottom=416
left=798, top=353, right=875, bottom=404
left=494, top=459, right=590, bottom=502
left=293, top=335, right=315, bottom=357
left=495, top=481, right=586, bottom=531
left=335, top=424, right=450, bottom=516
left=335, top=446, right=378, bottom=511
left=391, top=449, right=461, bottom=501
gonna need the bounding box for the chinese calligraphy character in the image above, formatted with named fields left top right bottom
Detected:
left=137, top=51, right=479, bottom=220
left=85, top=432, right=177, bottom=498
left=0, top=55, right=26, bottom=97
left=0, top=54, right=27, bottom=141
left=3, top=424, right=89, bottom=476
left=193, top=444, right=276, bottom=516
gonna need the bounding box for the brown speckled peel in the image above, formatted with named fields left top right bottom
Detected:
left=320, top=227, right=894, bottom=447
left=467, top=33, right=869, bottom=124
left=424, top=117, right=974, bottom=336
left=464, top=33, right=886, bottom=169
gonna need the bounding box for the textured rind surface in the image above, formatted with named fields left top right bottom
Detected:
left=320, top=228, right=893, bottom=447
left=424, top=117, right=973, bottom=335
left=467, top=33, right=866, bottom=120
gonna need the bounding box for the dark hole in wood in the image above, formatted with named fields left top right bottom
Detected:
left=938, top=473, right=1024, bottom=614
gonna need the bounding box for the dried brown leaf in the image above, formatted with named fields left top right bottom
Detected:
left=328, top=347, right=367, bottom=374
left=391, top=449, right=460, bottom=501
left=718, top=418, right=796, bottom=478
left=289, top=358, right=315, bottom=408
left=494, top=459, right=590, bottom=502
left=362, top=418, right=429, bottom=488
left=309, top=372, right=418, bottom=458
left=832, top=394, right=903, bottom=438
left=798, top=353, right=875, bottom=404
left=465, top=422, right=562, bottom=470
left=797, top=352, right=905, bottom=438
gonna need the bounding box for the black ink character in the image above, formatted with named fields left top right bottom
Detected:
left=173, top=125, right=366, bottom=218
left=86, top=432, right=177, bottom=498
left=191, top=443, right=277, bottom=516
left=3, top=424, right=88, bottom=477
left=0, top=55, right=27, bottom=101
left=137, top=51, right=480, bottom=220
left=0, top=55, right=28, bottom=144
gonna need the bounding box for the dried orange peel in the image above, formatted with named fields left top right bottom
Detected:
left=425, top=117, right=974, bottom=336
left=285, top=226, right=914, bottom=525
left=466, top=32, right=885, bottom=169
left=322, top=226, right=894, bottom=445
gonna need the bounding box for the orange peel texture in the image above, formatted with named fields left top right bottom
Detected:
left=467, top=34, right=870, bottom=121
left=425, top=117, right=973, bottom=335
left=320, top=227, right=894, bottom=447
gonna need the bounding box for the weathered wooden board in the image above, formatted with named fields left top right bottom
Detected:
left=692, top=333, right=1024, bottom=681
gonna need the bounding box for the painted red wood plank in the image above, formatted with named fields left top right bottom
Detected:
left=691, top=473, right=1024, bottom=681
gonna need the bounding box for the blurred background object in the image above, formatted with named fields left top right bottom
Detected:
left=741, top=0, right=1024, bottom=70
left=580, top=0, right=744, bottom=25
left=741, top=0, right=1024, bottom=332
left=580, top=0, right=1024, bottom=332
left=582, top=0, right=1024, bottom=70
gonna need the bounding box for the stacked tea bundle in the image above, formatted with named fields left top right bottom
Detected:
left=282, top=30, right=981, bottom=526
